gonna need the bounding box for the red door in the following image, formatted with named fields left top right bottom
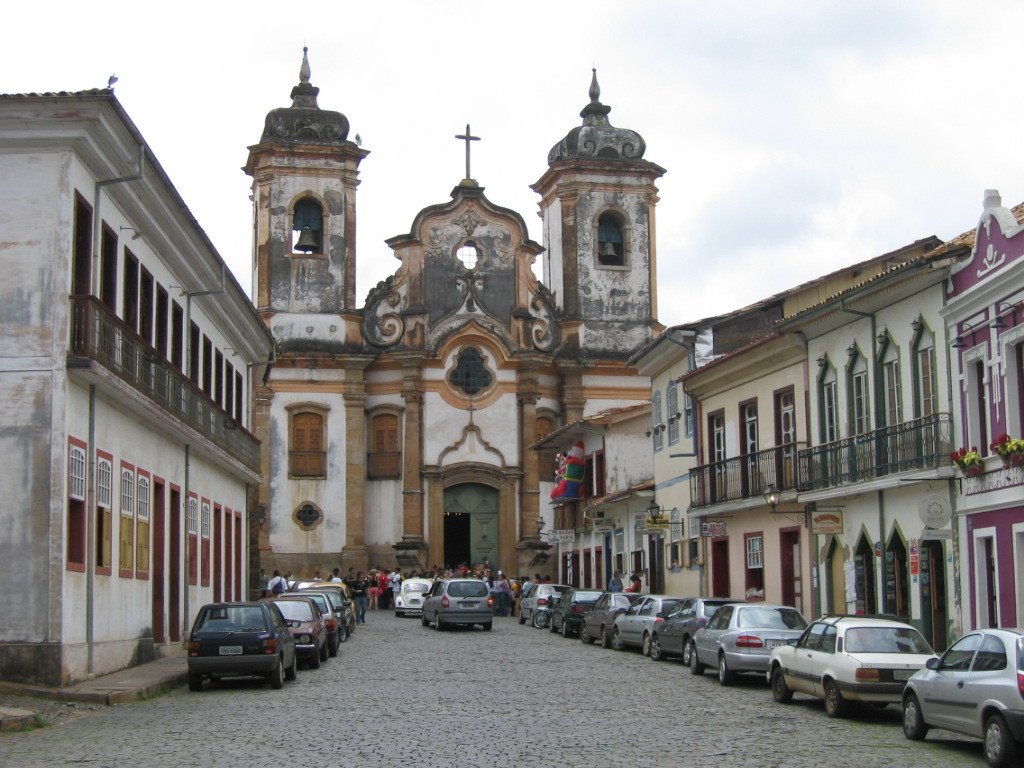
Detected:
left=780, top=528, right=801, bottom=609
left=151, top=480, right=165, bottom=643
left=711, top=538, right=730, bottom=597
left=169, top=487, right=181, bottom=642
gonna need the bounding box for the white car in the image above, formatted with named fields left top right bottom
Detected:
left=394, top=578, right=433, bottom=617
left=768, top=615, right=935, bottom=718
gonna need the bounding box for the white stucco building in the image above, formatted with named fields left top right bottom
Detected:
left=0, top=89, right=274, bottom=685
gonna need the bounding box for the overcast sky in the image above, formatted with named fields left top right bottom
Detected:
left=6, top=1, right=1024, bottom=326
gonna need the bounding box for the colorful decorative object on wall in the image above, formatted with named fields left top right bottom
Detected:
left=550, top=441, right=586, bottom=500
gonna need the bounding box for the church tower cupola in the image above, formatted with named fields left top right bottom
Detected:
left=532, top=70, right=665, bottom=361
left=246, top=48, right=368, bottom=320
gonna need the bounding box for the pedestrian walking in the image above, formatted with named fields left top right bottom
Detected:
left=494, top=571, right=513, bottom=617
left=267, top=570, right=287, bottom=596
left=608, top=570, right=624, bottom=592
left=352, top=571, right=370, bottom=624
left=368, top=569, right=380, bottom=610
left=389, top=568, right=402, bottom=606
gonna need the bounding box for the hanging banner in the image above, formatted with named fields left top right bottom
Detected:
left=547, top=529, right=575, bottom=543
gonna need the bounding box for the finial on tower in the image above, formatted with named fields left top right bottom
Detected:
left=299, top=47, right=311, bottom=84
left=589, top=68, right=601, bottom=104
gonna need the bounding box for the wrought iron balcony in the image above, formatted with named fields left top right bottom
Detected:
left=690, top=443, right=804, bottom=510
left=797, top=413, right=951, bottom=491
left=69, top=295, right=260, bottom=473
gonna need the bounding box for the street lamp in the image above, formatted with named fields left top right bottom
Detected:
left=646, top=498, right=662, bottom=525
left=762, top=484, right=781, bottom=512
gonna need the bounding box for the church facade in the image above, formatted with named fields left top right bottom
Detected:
left=247, top=52, right=665, bottom=577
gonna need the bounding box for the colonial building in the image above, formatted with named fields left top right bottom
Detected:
left=249, top=54, right=664, bottom=577
left=943, top=190, right=1024, bottom=632
left=0, top=89, right=274, bottom=684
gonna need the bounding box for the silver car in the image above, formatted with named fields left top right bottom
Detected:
left=610, top=595, right=685, bottom=655
left=421, top=579, right=494, bottom=631
left=518, top=583, right=570, bottom=629
left=689, top=603, right=807, bottom=685
left=903, top=628, right=1024, bottom=767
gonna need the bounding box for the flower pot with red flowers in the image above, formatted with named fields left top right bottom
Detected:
left=952, top=446, right=984, bottom=476
left=991, top=434, right=1024, bottom=468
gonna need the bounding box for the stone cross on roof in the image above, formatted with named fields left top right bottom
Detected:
left=455, top=124, right=480, bottom=180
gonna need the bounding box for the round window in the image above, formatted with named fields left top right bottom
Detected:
left=295, top=503, right=322, bottom=529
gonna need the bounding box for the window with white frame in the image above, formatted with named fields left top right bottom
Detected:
left=97, top=457, right=112, bottom=509
left=683, top=392, right=695, bottom=438
left=745, top=533, right=765, bottom=599
left=136, top=476, right=150, bottom=522
left=966, top=356, right=990, bottom=454
left=120, top=469, right=135, bottom=518
left=119, top=467, right=134, bottom=574
left=69, top=446, right=86, bottom=501
left=652, top=390, right=664, bottom=452
left=667, top=382, right=679, bottom=445
left=882, top=343, right=902, bottom=426
left=851, top=355, right=871, bottom=435
left=188, top=497, right=198, bottom=535
left=201, top=502, right=211, bottom=539
left=746, top=535, right=764, bottom=569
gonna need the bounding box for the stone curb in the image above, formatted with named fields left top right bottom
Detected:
left=0, top=670, right=187, bottom=706
left=0, top=707, right=37, bottom=732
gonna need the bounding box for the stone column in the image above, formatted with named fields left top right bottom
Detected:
left=560, top=195, right=580, bottom=318
left=500, top=474, right=518, bottom=575
left=251, top=384, right=273, bottom=557
left=518, top=385, right=540, bottom=542
left=342, top=381, right=368, bottom=569
left=425, top=473, right=444, bottom=570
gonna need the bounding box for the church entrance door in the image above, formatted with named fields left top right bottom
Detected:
left=443, top=484, right=499, bottom=569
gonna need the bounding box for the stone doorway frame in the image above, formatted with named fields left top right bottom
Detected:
left=424, top=463, right=521, bottom=574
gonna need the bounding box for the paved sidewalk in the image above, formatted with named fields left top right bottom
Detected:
left=0, top=649, right=187, bottom=707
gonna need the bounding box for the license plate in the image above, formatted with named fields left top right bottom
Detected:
left=409, top=599, right=421, bottom=605
left=219, top=645, right=243, bottom=655
left=767, top=639, right=786, bottom=650
left=893, top=669, right=914, bottom=681
left=459, top=601, right=478, bottom=608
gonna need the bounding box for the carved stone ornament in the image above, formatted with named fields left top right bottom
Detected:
left=527, top=289, right=561, bottom=352
left=362, top=275, right=407, bottom=347
left=262, top=108, right=350, bottom=145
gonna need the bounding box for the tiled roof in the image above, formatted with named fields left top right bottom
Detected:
left=678, top=331, right=780, bottom=383
left=531, top=402, right=650, bottom=449
left=0, top=88, right=112, bottom=100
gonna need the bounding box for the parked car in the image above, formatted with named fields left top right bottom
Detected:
left=296, top=582, right=356, bottom=635
left=686, top=603, right=807, bottom=684
left=580, top=592, right=644, bottom=647
left=298, top=590, right=348, bottom=654
left=610, top=595, right=685, bottom=655
left=768, top=615, right=935, bottom=718
left=903, top=628, right=1024, bottom=767
left=549, top=589, right=603, bottom=638
left=421, top=578, right=494, bottom=631
left=186, top=601, right=297, bottom=691
left=265, top=595, right=329, bottom=669
left=518, top=583, right=570, bottom=628
left=649, top=597, right=739, bottom=665
left=394, top=577, right=433, bottom=618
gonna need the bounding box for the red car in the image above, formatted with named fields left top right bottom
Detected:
left=264, top=596, right=329, bottom=669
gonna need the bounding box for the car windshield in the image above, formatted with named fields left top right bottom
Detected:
left=844, top=626, right=932, bottom=654
left=305, top=594, right=329, bottom=613
left=274, top=601, right=315, bottom=622
left=737, top=607, right=807, bottom=630
left=661, top=599, right=682, bottom=614
left=448, top=581, right=489, bottom=598
left=574, top=591, right=602, bottom=602
left=197, top=605, right=266, bottom=631
left=403, top=582, right=429, bottom=594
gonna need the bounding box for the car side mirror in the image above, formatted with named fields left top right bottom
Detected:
left=787, top=638, right=798, bottom=647
left=925, top=656, right=939, bottom=670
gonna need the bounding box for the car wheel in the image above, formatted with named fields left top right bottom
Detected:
left=681, top=636, right=692, bottom=666
left=902, top=694, right=928, bottom=741
left=268, top=659, right=284, bottom=690
left=549, top=616, right=559, bottom=633
left=985, top=713, right=1018, bottom=767
left=395, top=611, right=401, bottom=618
left=518, top=611, right=527, bottom=625
left=327, top=634, right=338, bottom=658
left=649, top=634, right=663, bottom=661
left=319, top=641, right=329, bottom=662
left=823, top=679, right=847, bottom=718
left=187, top=672, right=203, bottom=692
left=339, top=624, right=349, bottom=643
left=771, top=667, right=793, bottom=703
left=600, top=626, right=611, bottom=649
left=308, top=651, right=320, bottom=670
left=284, top=655, right=298, bottom=682
left=561, top=620, right=571, bottom=638
left=689, top=642, right=706, bottom=675
left=718, top=654, right=736, bottom=686
left=436, top=613, right=446, bottom=631
left=641, top=632, right=653, bottom=657
left=421, top=613, right=430, bottom=627
left=483, top=622, right=492, bottom=631
left=610, top=627, right=625, bottom=651
left=532, top=611, right=548, bottom=629
left=580, top=624, right=595, bottom=645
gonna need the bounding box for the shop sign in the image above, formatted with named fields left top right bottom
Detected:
left=593, top=521, right=616, bottom=533
left=811, top=510, right=844, bottom=535
left=918, top=494, right=952, bottom=529
left=701, top=520, right=727, bottom=538
left=547, top=529, right=575, bottom=543
left=910, top=538, right=920, bottom=576
left=921, top=529, right=952, bottom=541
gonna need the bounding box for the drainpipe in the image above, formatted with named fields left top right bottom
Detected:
left=85, top=385, right=96, bottom=675
left=790, top=329, right=820, bottom=620
left=182, top=444, right=190, bottom=644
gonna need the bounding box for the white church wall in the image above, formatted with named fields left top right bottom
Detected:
left=268, top=390, right=348, bottom=555
left=424, top=391, right=518, bottom=467
left=364, top=480, right=402, bottom=550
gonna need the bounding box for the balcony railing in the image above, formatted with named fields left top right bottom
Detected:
left=690, top=443, right=805, bottom=509
left=798, top=413, right=951, bottom=491
left=70, top=295, right=260, bottom=473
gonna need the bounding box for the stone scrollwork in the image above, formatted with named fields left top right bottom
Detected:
left=362, top=275, right=407, bottom=347
left=527, top=289, right=560, bottom=352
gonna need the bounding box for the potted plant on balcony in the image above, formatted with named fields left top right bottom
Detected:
left=951, top=446, right=985, bottom=477
left=991, top=434, right=1024, bottom=468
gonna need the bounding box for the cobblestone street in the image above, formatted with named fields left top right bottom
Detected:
left=0, top=612, right=982, bottom=768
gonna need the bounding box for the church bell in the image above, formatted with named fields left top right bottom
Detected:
left=599, top=240, right=618, bottom=258
left=295, top=226, right=319, bottom=253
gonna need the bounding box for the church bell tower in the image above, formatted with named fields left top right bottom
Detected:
left=532, top=70, right=665, bottom=360
left=245, top=48, right=368, bottom=319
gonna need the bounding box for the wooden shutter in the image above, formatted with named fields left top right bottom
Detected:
left=291, top=412, right=325, bottom=476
